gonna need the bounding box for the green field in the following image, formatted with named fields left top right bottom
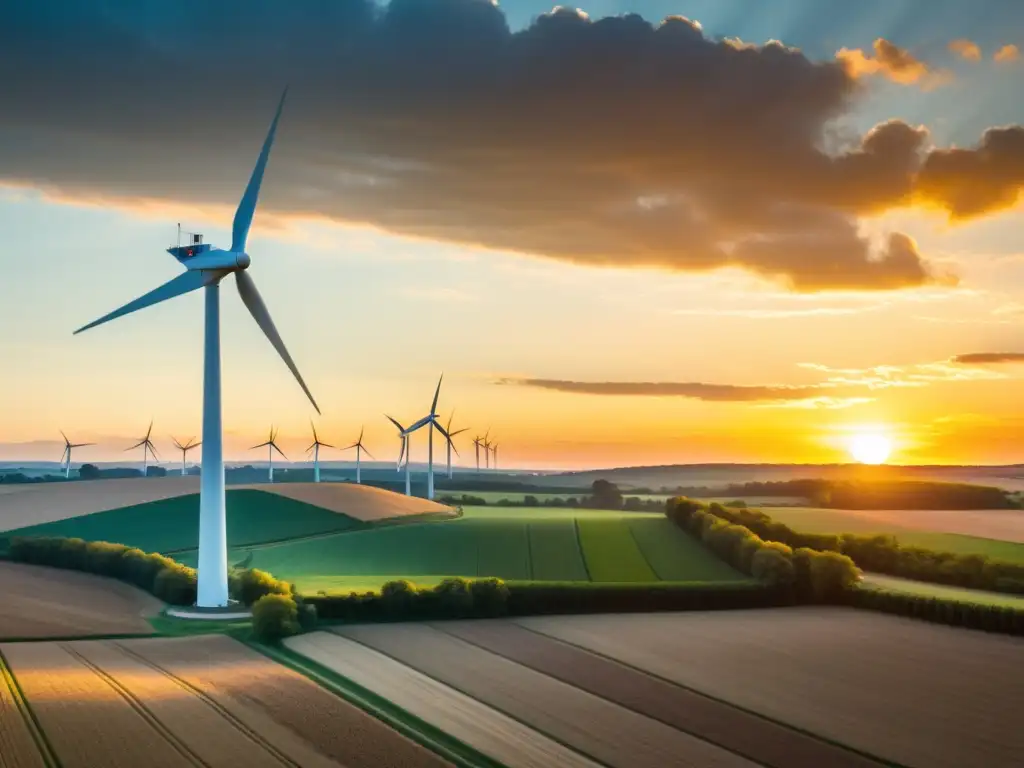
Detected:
left=861, top=574, right=1024, bottom=608
left=176, top=506, right=747, bottom=595
left=445, top=490, right=672, bottom=504
left=2, top=489, right=368, bottom=554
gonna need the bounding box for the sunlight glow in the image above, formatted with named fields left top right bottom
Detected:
left=848, top=432, right=893, bottom=465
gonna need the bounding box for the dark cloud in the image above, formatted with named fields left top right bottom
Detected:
left=1, top=2, right=1021, bottom=290
left=952, top=352, right=1024, bottom=364
left=498, top=377, right=832, bottom=402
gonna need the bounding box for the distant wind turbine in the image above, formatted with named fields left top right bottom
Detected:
left=492, top=442, right=499, bottom=471
left=251, top=426, right=287, bottom=483
left=59, top=431, right=93, bottom=479
left=72, top=89, right=318, bottom=608
left=482, top=429, right=492, bottom=470
left=171, top=436, right=201, bottom=476
left=442, top=411, right=468, bottom=480
left=306, top=421, right=334, bottom=483
left=402, top=375, right=453, bottom=501
left=385, top=415, right=411, bottom=495
left=472, top=435, right=483, bottom=472
left=343, top=426, right=374, bottom=484
left=127, top=421, right=159, bottom=476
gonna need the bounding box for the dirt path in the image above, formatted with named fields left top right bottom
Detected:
left=520, top=608, right=1024, bottom=768
left=288, top=631, right=599, bottom=768
left=0, top=562, right=160, bottom=640
left=439, top=619, right=883, bottom=768
left=336, top=623, right=758, bottom=768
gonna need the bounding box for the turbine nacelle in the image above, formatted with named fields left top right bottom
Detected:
left=170, top=248, right=251, bottom=272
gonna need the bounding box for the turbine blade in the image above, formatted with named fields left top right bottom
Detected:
left=271, top=443, right=287, bottom=460
left=362, top=447, right=376, bottom=460
left=404, top=414, right=431, bottom=435
left=235, top=270, right=320, bottom=413
left=320, top=441, right=335, bottom=449
left=446, top=409, right=454, bottom=433
left=358, top=425, right=364, bottom=444
left=397, top=439, right=406, bottom=469
left=145, top=420, right=153, bottom=440
left=172, top=437, right=185, bottom=450
left=231, top=88, right=288, bottom=253
left=71, top=442, right=94, bottom=448
left=431, top=373, right=443, bottom=416
left=127, top=439, right=146, bottom=450
left=385, top=414, right=406, bottom=433
left=450, top=428, right=469, bottom=437
left=146, top=441, right=161, bottom=460
left=60, top=430, right=70, bottom=446
left=60, top=445, right=68, bottom=463
left=343, top=442, right=359, bottom=450
left=250, top=441, right=272, bottom=449
left=74, top=270, right=209, bottom=335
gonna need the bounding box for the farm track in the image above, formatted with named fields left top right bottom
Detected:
left=335, top=623, right=758, bottom=768
left=287, top=631, right=599, bottom=768
left=438, top=619, right=884, bottom=768
left=520, top=608, right=1024, bottom=768
left=0, top=652, right=50, bottom=768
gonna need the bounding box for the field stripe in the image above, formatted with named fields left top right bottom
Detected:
left=58, top=644, right=204, bottom=767
left=0, top=651, right=51, bottom=768
left=122, top=634, right=450, bottom=768
left=288, top=630, right=598, bottom=768
left=438, top=620, right=884, bottom=768
left=1, top=641, right=195, bottom=768
left=576, top=519, right=656, bottom=582
left=335, top=623, right=757, bottom=768
left=91, top=641, right=296, bottom=768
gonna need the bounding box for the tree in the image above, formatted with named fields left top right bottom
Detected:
left=78, top=463, right=101, bottom=480
left=590, top=479, right=623, bottom=510
left=146, top=465, right=168, bottom=477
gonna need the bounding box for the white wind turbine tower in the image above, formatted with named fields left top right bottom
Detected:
left=59, top=431, right=93, bottom=479
left=306, top=421, right=334, bottom=483
left=252, top=426, right=287, bottom=483
left=343, top=426, right=374, bottom=484
left=402, top=375, right=454, bottom=501
left=442, top=411, right=468, bottom=480
left=171, top=436, right=201, bottom=476
left=73, top=89, right=319, bottom=609
left=385, top=415, right=411, bottom=496
left=127, top=421, right=159, bottom=476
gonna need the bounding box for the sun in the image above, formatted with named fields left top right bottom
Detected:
left=848, top=433, right=892, bottom=465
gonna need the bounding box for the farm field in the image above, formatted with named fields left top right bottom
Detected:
left=0, top=635, right=453, bottom=768
left=1, top=482, right=453, bottom=555
left=765, top=505, right=1024, bottom=543
left=446, top=490, right=672, bottom=503
left=0, top=561, right=161, bottom=640
left=861, top=573, right=1024, bottom=607
left=179, top=506, right=745, bottom=595
left=516, top=608, right=1024, bottom=768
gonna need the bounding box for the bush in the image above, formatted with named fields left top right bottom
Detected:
left=751, top=544, right=796, bottom=587
left=794, top=548, right=861, bottom=603
left=232, top=568, right=293, bottom=607
left=153, top=565, right=198, bottom=606
left=470, top=577, right=510, bottom=617
left=433, top=577, right=474, bottom=617
left=251, top=593, right=301, bottom=642
left=380, top=579, right=420, bottom=617
left=848, top=588, right=1024, bottom=636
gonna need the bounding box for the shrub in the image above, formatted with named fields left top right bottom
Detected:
left=433, top=577, right=474, bottom=617
left=251, top=593, right=300, bottom=642
left=469, top=577, right=510, bottom=617
left=295, top=598, right=318, bottom=631
left=233, top=568, right=292, bottom=607
left=750, top=543, right=796, bottom=587
left=794, top=548, right=861, bottom=602
left=153, top=565, right=198, bottom=606
left=380, top=579, right=420, bottom=617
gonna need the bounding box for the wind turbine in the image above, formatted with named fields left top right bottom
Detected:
left=306, top=421, right=334, bottom=483
left=482, top=429, right=492, bottom=470
left=492, top=442, right=499, bottom=471
left=252, top=426, right=287, bottom=483
left=472, top=435, right=483, bottom=472
left=127, top=421, right=159, bottom=476
left=171, top=436, right=201, bottom=476
left=402, top=375, right=453, bottom=501
left=442, top=411, right=468, bottom=480
left=59, top=431, right=93, bottom=479
left=73, top=89, right=318, bottom=608
left=343, top=426, right=374, bottom=484
left=385, top=415, right=411, bottom=495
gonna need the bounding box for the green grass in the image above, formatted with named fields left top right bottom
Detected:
left=177, top=505, right=746, bottom=595
left=860, top=574, right=1024, bottom=608
left=446, top=490, right=672, bottom=504
left=893, top=531, right=1024, bottom=563
left=4, top=489, right=366, bottom=554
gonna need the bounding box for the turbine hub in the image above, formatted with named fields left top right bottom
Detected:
left=236, top=252, right=251, bottom=269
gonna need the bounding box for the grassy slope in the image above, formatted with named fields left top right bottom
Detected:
left=200, top=506, right=747, bottom=595
left=3, top=489, right=366, bottom=554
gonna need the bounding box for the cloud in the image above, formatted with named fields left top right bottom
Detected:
left=0, top=3, right=1021, bottom=291
left=496, top=377, right=843, bottom=403
left=800, top=360, right=1008, bottom=387
left=995, top=44, right=1020, bottom=63
left=836, top=38, right=934, bottom=84
left=951, top=352, right=1024, bottom=364
left=948, top=39, right=981, bottom=62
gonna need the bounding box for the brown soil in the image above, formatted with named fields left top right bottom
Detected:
left=335, top=623, right=756, bottom=768
left=121, top=634, right=452, bottom=768
left=0, top=562, right=160, bottom=640
left=439, top=619, right=882, bottom=768
left=244, top=482, right=453, bottom=521
left=520, top=607, right=1024, bottom=768
left=287, top=631, right=599, bottom=768
left=0, top=655, right=46, bottom=768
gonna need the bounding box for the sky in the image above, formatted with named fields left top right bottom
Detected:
left=1, top=0, right=1024, bottom=470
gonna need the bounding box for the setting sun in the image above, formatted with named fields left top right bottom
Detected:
left=849, top=433, right=893, bottom=465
